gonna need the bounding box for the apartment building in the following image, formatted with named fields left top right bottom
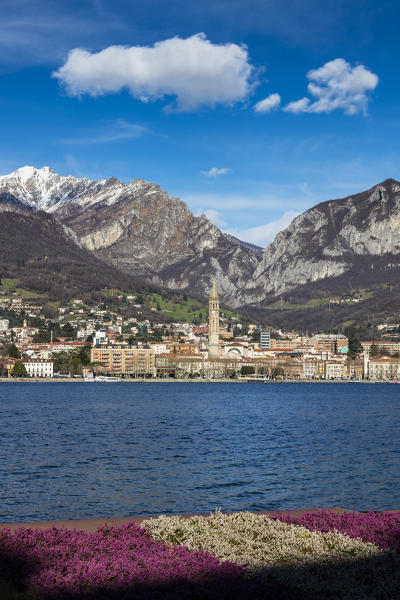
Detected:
left=362, top=341, right=400, bottom=356
left=311, top=334, right=349, bottom=354
left=91, top=346, right=156, bottom=376
left=260, top=330, right=271, bottom=349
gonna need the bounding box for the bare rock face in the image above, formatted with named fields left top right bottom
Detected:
left=252, top=178, right=400, bottom=299
left=0, top=167, right=262, bottom=306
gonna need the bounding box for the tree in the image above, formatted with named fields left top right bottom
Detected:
left=369, top=343, right=380, bottom=357
left=61, top=322, right=76, bottom=339
left=271, top=366, right=284, bottom=379
left=52, top=351, right=71, bottom=374
left=343, top=326, right=363, bottom=359
left=69, top=357, right=82, bottom=376
left=379, top=346, right=391, bottom=357
left=42, top=303, right=58, bottom=319
left=348, top=336, right=363, bottom=359
left=240, top=365, right=255, bottom=375
left=7, top=343, right=20, bottom=359
left=32, top=329, right=52, bottom=343
left=78, top=344, right=91, bottom=366
left=12, top=360, right=27, bottom=377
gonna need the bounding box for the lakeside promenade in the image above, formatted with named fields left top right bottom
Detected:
left=0, top=508, right=354, bottom=532
left=0, top=377, right=385, bottom=383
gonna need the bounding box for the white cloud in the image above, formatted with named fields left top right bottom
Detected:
left=53, top=33, right=255, bottom=111
left=284, top=97, right=311, bottom=114
left=284, top=58, right=378, bottom=115
left=254, top=93, right=281, bottom=113
left=201, top=167, right=230, bottom=177
left=61, top=119, right=148, bottom=144
left=226, top=210, right=300, bottom=247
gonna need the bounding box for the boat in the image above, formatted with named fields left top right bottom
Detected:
left=94, top=376, right=122, bottom=382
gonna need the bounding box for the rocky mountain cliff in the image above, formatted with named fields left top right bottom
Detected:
left=252, top=178, right=400, bottom=300
left=0, top=167, right=262, bottom=306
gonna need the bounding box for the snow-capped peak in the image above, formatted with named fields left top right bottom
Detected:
left=0, top=165, right=162, bottom=213
left=1, top=165, right=54, bottom=183
left=0, top=166, right=113, bottom=210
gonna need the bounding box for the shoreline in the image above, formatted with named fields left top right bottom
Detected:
left=0, top=508, right=360, bottom=532
left=0, top=377, right=388, bottom=383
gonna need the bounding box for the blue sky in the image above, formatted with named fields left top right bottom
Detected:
left=1, top=0, right=400, bottom=247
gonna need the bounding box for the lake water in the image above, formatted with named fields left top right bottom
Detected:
left=0, top=382, right=399, bottom=523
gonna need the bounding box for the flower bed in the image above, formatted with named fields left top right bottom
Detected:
left=2, top=512, right=400, bottom=599
left=0, top=522, right=251, bottom=599
left=146, top=512, right=400, bottom=599
left=271, top=510, right=400, bottom=552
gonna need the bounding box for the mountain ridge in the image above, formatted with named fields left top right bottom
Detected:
left=0, top=166, right=263, bottom=306
left=3, top=166, right=400, bottom=328
left=252, top=177, right=400, bottom=299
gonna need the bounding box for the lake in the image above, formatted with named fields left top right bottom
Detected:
left=0, top=382, right=399, bottom=522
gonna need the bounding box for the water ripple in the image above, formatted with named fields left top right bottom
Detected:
left=0, top=382, right=399, bottom=522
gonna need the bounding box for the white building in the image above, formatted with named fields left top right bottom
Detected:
left=0, top=319, right=9, bottom=331
left=303, top=360, right=317, bottom=379
left=150, top=343, right=169, bottom=355
left=94, top=330, right=108, bottom=346
left=368, top=358, right=400, bottom=380
left=23, top=359, right=54, bottom=378
left=325, top=361, right=346, bottom=379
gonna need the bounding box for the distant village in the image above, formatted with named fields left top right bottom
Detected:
left=1, top=282, right=400, bottom=382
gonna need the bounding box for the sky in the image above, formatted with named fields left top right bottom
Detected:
left=1, top=0, right=400, bottom=247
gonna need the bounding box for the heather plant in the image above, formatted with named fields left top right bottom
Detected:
left=272, top=510, right=400, bottom=553
left=146, top=512, right=400, bottom=599
left=3, top=513, right=400, bottom=599
left=0, top=522, right=250, bottom=599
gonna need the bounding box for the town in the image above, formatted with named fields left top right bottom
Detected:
left=1, top=279, right=400, bottom=382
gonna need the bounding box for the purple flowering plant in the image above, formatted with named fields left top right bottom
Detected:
left=0, top=522, right=246, bottom=599
left=272, top=510, right=400, bottom=553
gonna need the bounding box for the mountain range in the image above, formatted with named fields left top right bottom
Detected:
left=2, top=166, right=400, bottom=329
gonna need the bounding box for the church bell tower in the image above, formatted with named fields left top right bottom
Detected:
left=208, top=281, right=220, bottom=359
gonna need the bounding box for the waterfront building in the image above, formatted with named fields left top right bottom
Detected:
left=368, top=357, right=400, bottom=380
left=90, top=345, right=156, bottom=377
left=23, top=359, right=54, bottom=378
left=303, top=360, right=317, bottom=379
left=325, top=360, right=346, bottom=379
left=347, top=357, right=365, bottom=379
left=208, top=281, right=220, bottom=359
